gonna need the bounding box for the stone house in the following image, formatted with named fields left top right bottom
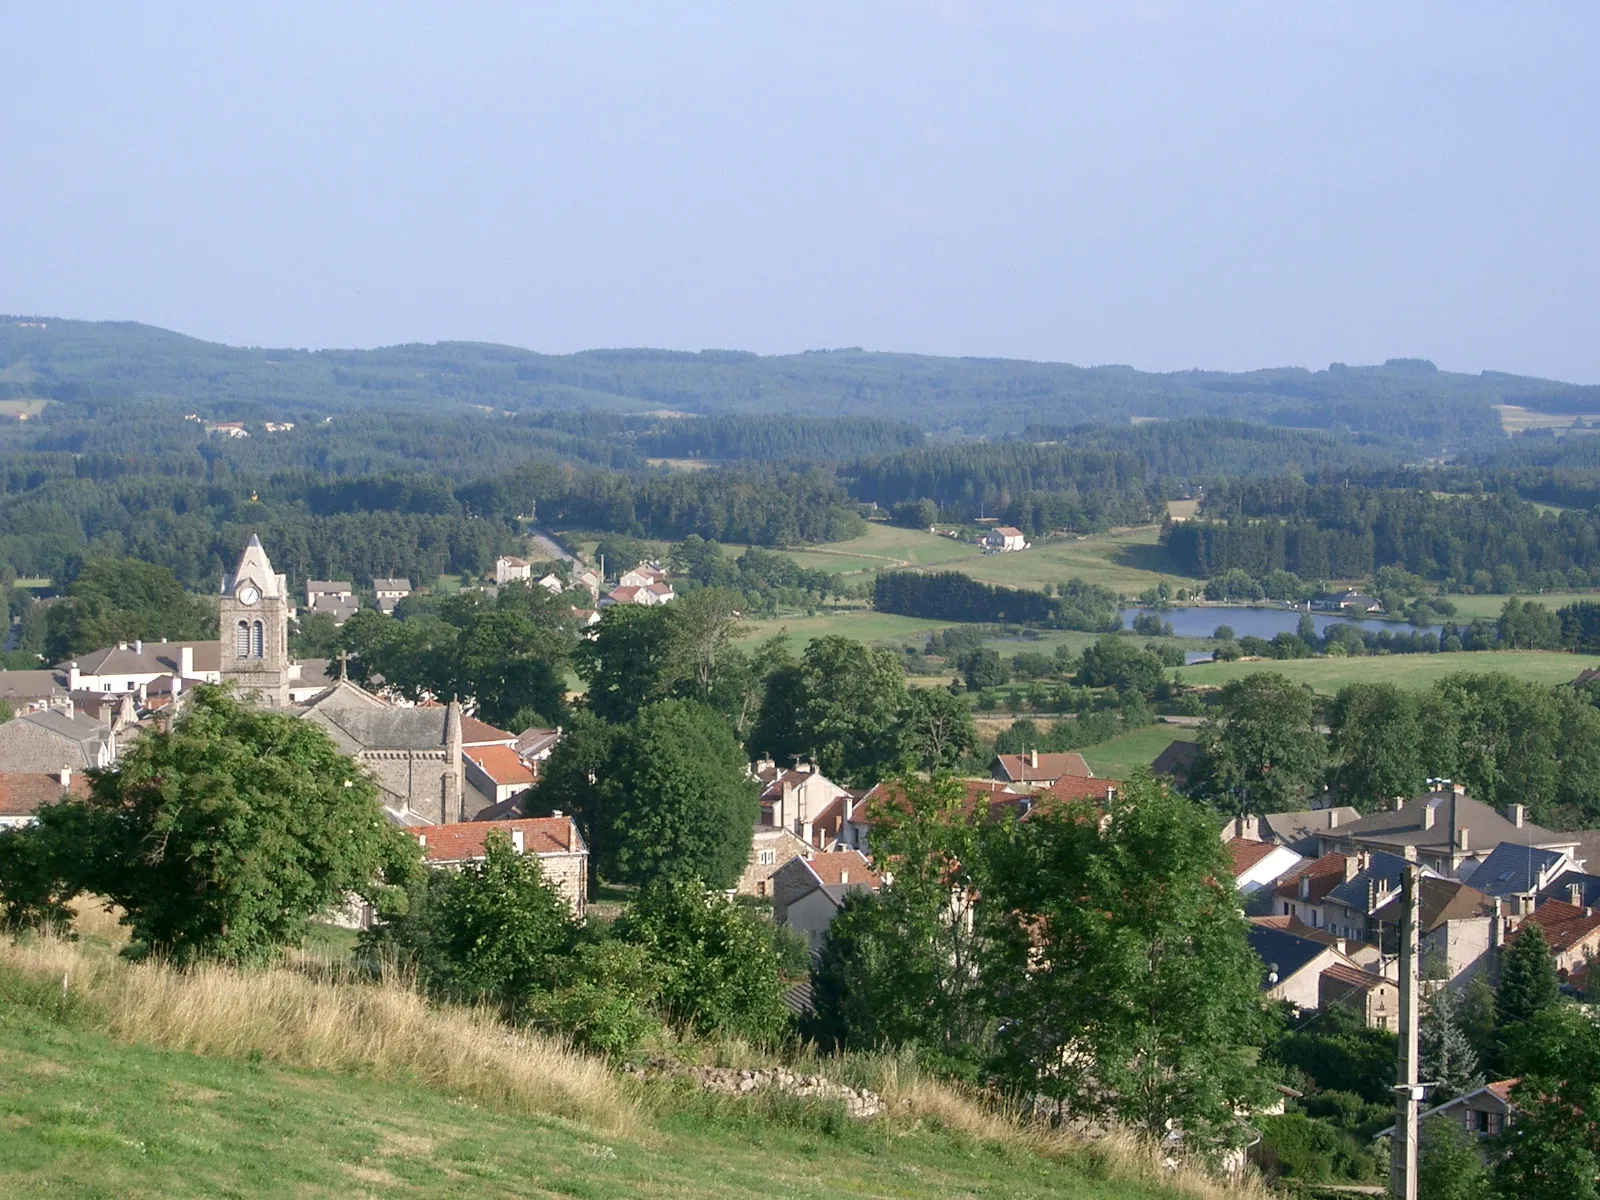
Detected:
left=1318, top=962, right=1402, bottom=1031
left=0, top=709, right=117, bottom=774
left=737, top=826, right=812, bottom=899
left=1515, top=899, right=1600, bottom=985
left=408, top=816, right=588, bottom=915
left=773, top=850, right=884, bottom=956
left=755, top=762, right=852, bottom=846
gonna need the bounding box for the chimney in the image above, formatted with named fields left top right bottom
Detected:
left=1300, top=875, right=1312, bottom=900
left=133, top=639, right=141, bottom=655
left=1392, top=795, right=1405, bottom=812
left=1453, top=783, right=1465, bottom=796
left=1571, top=883, right=1584, bottom=907
left=1423, top=805, right=1436, bottom=830
left=1367, top=878, right=1377, bottom=912
left=180, top=646, right=194, bottom=678
left=802, top=819, right=814, bottom=848
left=417, top=834, right=427, bottom=847
left=1343, top=856, right=1360, bottom=882
left=1403, top=844, right=1417, bottom=862
left=1458, top=826, right=1469, bottom=852
left=1328, top=809, right=1340, bottom=829
left=1519, top=894, right=1535, bottom=917
left=839, top=869, right=849, bottom=884
left=57, top=767, right=70, bottom=789
left=1511, top=804, right=1525, bottom=828
left=1030, top=748, right=1039, bottom=770
left=512, top=829, right=525, bottom=853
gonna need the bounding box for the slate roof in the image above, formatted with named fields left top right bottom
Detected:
left=1537, top=870, right=1600, bottom=909
left=408, top=816, right=584, bottom=863
left=1332, top=790, right=1571, bottom=856
left=0, top=670, right=68, bottom=701
left=1246, top=923, right=1336, bottom=986
left=0, top=710, right=114, bottom=772
left=298, top=683, right=453, bottom=753
left=1325, top=851, right=1419, bottom=913
left=62, top=645, right=165, bottom=676
left=1462, top=843, right=1569, bottom=898
left=515, top=727, right=561, bottom=758
left=372, top=579, right=411, bottom=593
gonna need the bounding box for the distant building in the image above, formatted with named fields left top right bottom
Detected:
left=1376, top=1081, right=1518, bottom=1143
left=495, top=556, right=532, bottom=585
left=372, top=578, right=411, bottom=615
left=617, top=562, right=667, bottom=589
left=304, top=581, right=360, bottom=625
left=408, top=816, right=588, bottom=915
left=991, top=749, right=1092, bottom=789
left=536, top=572, right=565, bottom=595
left=1228, top=837, right=1305, bottom=893
left=1319, top=962, right=1402, bottom=1030
left=984, top=526, right=1027, bottom=552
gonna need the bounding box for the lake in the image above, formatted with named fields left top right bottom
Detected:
left=1119, top=605, right=1420, bottom=642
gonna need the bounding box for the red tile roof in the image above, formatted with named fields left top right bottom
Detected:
left=465, top=745, right=536, bottom=788
left=1039, top=775, right=1124, bottom=805
left=408, top=817, right=581, bottom=863
left=1520, top=899, right=1600, bottom=955
left=459, top=715, right=516, bottom=745
left=1275, top=853, right=1350, bottom=903
left=0, top=771, right=90, bottom=817
left=1229, top=837, right=1282, bottom=877
left=801, top=850, right=881, bottom=890
left=993, top=751, right=1092, bottom=784
left=1484, top=1079, right=1519, bottom=1103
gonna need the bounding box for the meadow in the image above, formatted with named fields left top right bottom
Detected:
left=1178, top=650, right=1593, bottom=695
left=1082, top=723, right=1200, bottom=781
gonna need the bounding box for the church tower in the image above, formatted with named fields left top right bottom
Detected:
left=220, top=534, right=291, bottom=707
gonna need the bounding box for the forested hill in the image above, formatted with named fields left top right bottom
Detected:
left=7, top=316, right=1599, bottom=445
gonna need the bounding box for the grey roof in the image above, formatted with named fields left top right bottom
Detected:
left=1330, top=790, right=1572, bottom=855
left=372, top=578, right=411, bottom=592
left=299, top=684, right=452, bottom=752
left=0, top=710, right=112, bottom=772
left=306, top=580, right=353, bottom=594
left=1247, top=925, right=1335, bottom=986
left=1568, top=829, right=1600, bottom=874
left=1462, top=843, right=1569, bottom=898
left=0, top=669, right=68, bottom=700
left=1262, top=807, right=1362, bottom=852
left=61, top=645, right=167, bottom=676
left=1326, top=851, right=1417, bottom=912
left=1537, top=870, right=1600, bottom=909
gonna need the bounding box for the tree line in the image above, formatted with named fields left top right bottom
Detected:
left=872, top=570, right=1121, bottom=631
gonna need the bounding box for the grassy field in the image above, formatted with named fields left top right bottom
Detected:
left=1179, top=650, right=1594, bottom=695
left=0, top=935, right=1215, bottom=1200
left=1438, top=590, right=1597, bottom=621
left=734, top=609, right=952, bottom=649
left=948, top=527, right=1197, bottom=595
left=1083, top=723, right=1199, bottom=781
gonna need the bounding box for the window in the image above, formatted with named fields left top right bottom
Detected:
left=758, top=850, right=776, bottom=865
left=756, top=882, right=766, bottom=897
left=251, top=620, right=264, bottom=659
left=104, top=682, right=112, bottom=692
left=235, top=620, right=250, bottom=659
left=1485, top=1112, right=1503, bottom=1135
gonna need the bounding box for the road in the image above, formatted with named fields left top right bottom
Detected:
left=526, top=527, right=574, bottom=563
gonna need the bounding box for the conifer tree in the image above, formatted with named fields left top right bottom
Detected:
left=1419, top=986, right=1483, bottom=1102
left=1498, top=921, right=1561, bottom=1027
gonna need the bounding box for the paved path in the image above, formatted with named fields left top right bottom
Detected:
left=526, top=527, right=574, bottom=562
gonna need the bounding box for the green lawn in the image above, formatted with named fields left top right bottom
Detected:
left=735, top=609, right=953, bottom=649
left=0, top=974, right=1178, bottom=1200
left=1083, top=723, right=1199, bottom=781
left=1179, top=650, right=1596, bottom=695
left=953, top=527, right=1196, bottom=595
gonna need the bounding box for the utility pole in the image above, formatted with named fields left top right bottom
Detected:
left=1391, top=863, right=1422, bottom=1200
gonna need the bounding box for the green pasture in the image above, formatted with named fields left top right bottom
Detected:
left=1083, top=723, right=1200, bottom=781
left=1179, top=650, right=1594, bottom=695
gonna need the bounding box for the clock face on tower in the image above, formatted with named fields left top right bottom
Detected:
left=237, top=584, right=261, bottom=606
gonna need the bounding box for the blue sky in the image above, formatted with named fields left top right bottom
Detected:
left=2, top=3, right=1596, bottom=379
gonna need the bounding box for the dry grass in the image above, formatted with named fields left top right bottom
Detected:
left=0, top=931, right=636, bottom=1135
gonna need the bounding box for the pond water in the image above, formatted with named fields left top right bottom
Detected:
left=1119, top=604, right=1423, bottom=642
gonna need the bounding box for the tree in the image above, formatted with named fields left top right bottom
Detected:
left=759, top=636, right=909, bottom=787
left=1074, top=635, right=1167, bottom=697
left=1493, top=1006, right=1600, bottom=1200
left=1329, top=683, right=1426, bottom=811
left=1417, top=1115, right=1495, bottom=1200
left=1456, top=975, right=1499, bottom=1070
left=0, top=687, right=417, bottom=962
left=962, top=648, right=1009, bottom=691
left=576, top=591, right=746, bottom=725
left=1189, top=673, right=1325, bottom=817
left=44, top=557, right=218, bottom=660
left=614, top=879, right=787, bottom=1043
left=1497, top=920, right=1561, bottom=1071
left=528, top=709, right=616, bottom=852
left=809, top=775, right=989, bottom=1066
left=397, top=833, right=578, bottom=1016
left=593, top=699, right=757, bottom=890
left=1419, top=986, right=1483, bottom=1102
left=985, top=774, right=1272, bottom=1149
left=899, top=687, right=977, bottom=773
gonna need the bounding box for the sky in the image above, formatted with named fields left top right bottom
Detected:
left=2, top=2, right=1597, bottom=380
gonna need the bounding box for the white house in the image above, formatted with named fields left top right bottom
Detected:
left=1228, top=837, right=1305, bottom=893
left=984, top=526, right=1027, bottom=552
left=495, top=556, right=532, bottom=585
left=372, top=578, right=411, bottom=614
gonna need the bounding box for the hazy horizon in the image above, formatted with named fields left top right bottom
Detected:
left=4, top=4, right=1597, bottom=383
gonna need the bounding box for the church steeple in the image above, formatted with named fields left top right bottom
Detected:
left=220, top=534, right=291, bottom=706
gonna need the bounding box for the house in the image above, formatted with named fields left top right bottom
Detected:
left=536, top=572, right=565, bottom=596
left=1317, top=783, right=1578, bottom=880
left=372, top=578, right=411, bottom=615
left=408, top=816, right=587, bottom=915
left=1316, top=851, right=1438, bottom=944
left=0, top=709, right=118, bottom=774
left=206, top=421, right=249, bottom=438
left=571, top=567, right=603, bottom=599
left=463, top=745, right=537, bottom=811
left=617, top=562, right=667, bottom=589
left=1247, top=920, right=1362, bottom=1012
left=0, top=769, right=90, bottom=829
left=1223, top=806, right=1362, bottom=856
left=1376, top=1080, right=1518, bottom=1142
left=0, top=669, right=72, bottom=715
left=1515, top=899, right=1600, bottom=984
left=1318, top=962, right=1402, bottom=1030
left=604, top=582, right=674, bottom=607
left=1370, top=876, right=1495, bottom=985
left=991, top=749, right=1092, bottom=788
left=984, top=526, right=1027, bottom=552
left=1274, top=853, right=1352, bottom=931
left=737, top=826, right=812, bottom=899
left=1330, top=590, right=1383, bottom=613
left=847, top=777, right=1035, bottom=854
left=1460, top=841, right=1575, bottom=901
left=1151, top=739, right=1199, bottom=784
left=263, top=421, right=295, bottom=432
left=495, top=556, right=532, bottom=585
left=757, top=762, right=853, bottom=846
left=771, top=850, right=882, bottom=954
left=1537, top=868, right=1600, bottom=909
left=514, top=726, right=562, bottom=765
left=304, top=581, right=360, bottom=625
left=1228, top=838, right=1305, bottom=894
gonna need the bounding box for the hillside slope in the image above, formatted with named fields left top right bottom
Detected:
left=7, top=315, right=1597, bottom=441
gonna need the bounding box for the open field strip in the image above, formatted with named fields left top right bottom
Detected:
left=1179, top=650, right=1592, bottom=695
left=1083, top=723, right=1200, bottom=781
